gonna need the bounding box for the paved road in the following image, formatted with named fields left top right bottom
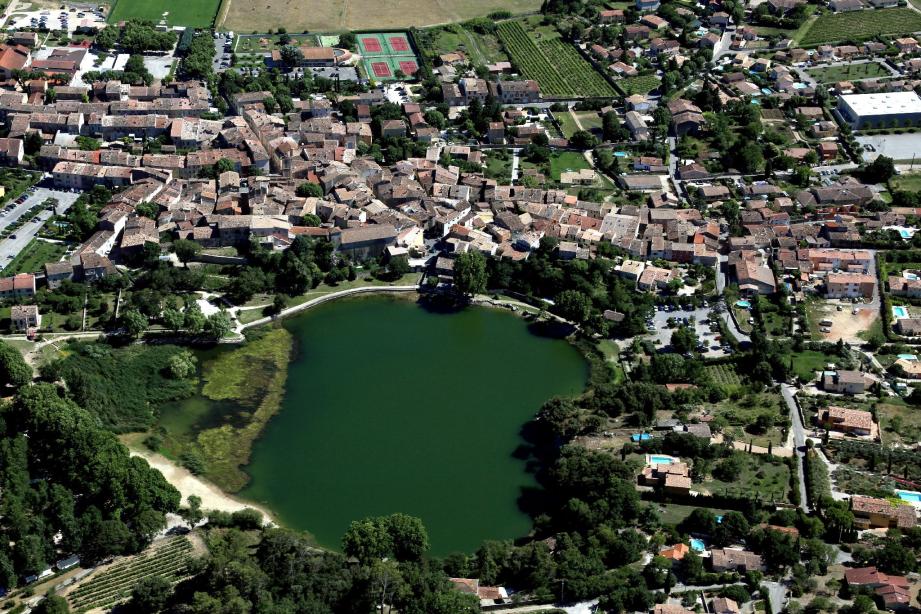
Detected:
left=763, top=581, right=788, bottom=614
left=511, top=148, right=521, bottom=183
left=781, top=383, right=810, bottom=513
left=0, top=186, right=79, bottom=263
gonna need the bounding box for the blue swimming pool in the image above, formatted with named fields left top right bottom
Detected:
left=690, top=538, right=706, bottom=551
left=900, top=229, right=913, bottom=239
left=650, top=455, right=675, bottom=464
left=897, top=490, right=921, bottom=503
left=893, top=306, right=909, bottom=319
left=898, top=354, right=918, bottom=361
left=715, top=515, right=724, bottom=524
left=736, top=300, right=751, bottom=308
left=614, top=151, right=628, bottom=158
left=631, top=433, right=651, bottom=442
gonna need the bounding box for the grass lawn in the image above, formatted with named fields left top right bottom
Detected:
left=484, top=151, right=513, bottom=182
left=806, top=62, right=888, bottom=83
left=800, top=8, right=921, bottom=46
left=654, top=502, right=731, bottom=525
left=712, top=391, right=788, bottom=448
left=876, top=398, right=921, bottom=447
left=791, top=349, right=839, bottom=382
left=2, top=239, right=66, bottom=275
left=234, top=33, right=318, bottom=53
left=704, top=454, right=792, bottom=502
left=557, top=111, right=581, bottom=139
left=549, top=151, right=591, bottom=181
left=0, top=169, right=39, bottom=207
left=222, top=0, right=540, bottom=34
left=109, top=0, right=221, bottom=27
left=890, top=173, right=921, bottom=193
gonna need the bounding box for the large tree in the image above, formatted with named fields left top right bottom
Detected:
left=453, top=251, right=487, bottom=297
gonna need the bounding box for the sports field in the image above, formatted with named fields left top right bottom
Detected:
left=358, top=32, right=420, bottom=81
left=800, top=8, right=921, bottom=46
left=108, top=0, right=220, bottom=27
left=219, top=0, right=541, bottom=32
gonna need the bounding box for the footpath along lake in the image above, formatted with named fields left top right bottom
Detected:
left=237, top=295, right=588, bottom=555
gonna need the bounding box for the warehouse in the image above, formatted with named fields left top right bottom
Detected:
left=836, top=91, right=921, bottom=129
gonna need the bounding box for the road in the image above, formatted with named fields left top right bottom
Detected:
left=763, top=581, right=788, bottom=614
left=0, top=186, right=79, bottom=263
left=511, top=148, right=521, bottom=183
left=781, top=383, right=810, bottom=513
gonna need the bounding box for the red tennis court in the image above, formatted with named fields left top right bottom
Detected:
left=361, top=37, right=382, bottom=53
left=399, top=60, right=418, bottom=75
left=389, top=36, right=411, bottom=52
left=371, top=61, right=392, bottom=78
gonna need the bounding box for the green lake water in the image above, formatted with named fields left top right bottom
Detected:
left=243, top=295, right=587, bottom=554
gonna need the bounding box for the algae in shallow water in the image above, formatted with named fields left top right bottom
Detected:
left=193, top=327, right=294, bottom=491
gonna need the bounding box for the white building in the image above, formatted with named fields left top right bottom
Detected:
left=836, top=91, right=921, bottom=129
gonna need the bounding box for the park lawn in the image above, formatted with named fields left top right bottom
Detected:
left=876, top=398, right=921, bottom=447
left=712, top=391, right=787, bottom=448
left=234, top=33, right=317, bottom=54
left=2, top=239, right=66, bottom=275
left=704, top=454, right=792, bottom=503
left=800, top=8, right=921, bottom=46
left=221, top=0, right=540, bottom=33
left=108, top=0, right=221, bottom=27
left=549, top=151, right=591, bottom=181
left=806, top=62, right=888, bottom=83
left=890, top=173, right=921, bottom=193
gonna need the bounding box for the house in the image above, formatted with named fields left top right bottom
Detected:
left=830, top=0, right=863, bottom=11
left=490, top=80, right=540, bottom=104
left=600, top=8, right=626, bottom=22
left=850, top=497, right=917, bottom=529
left=44, top=261, right=74, bottom=289
left=449, top=578, right=508, bottom=607
left=636, top=0, right=661, bottom=11
left=895, top=37, right=919, bottom=54
left=10, top=304, right=40, bottom=331
left=380, top=119, right=406, bottom=138
left=640, top=460, right=691, bottom=494
left=712, top=598, right=741, bottom=614
left=625, top=111, right=649, bottom=141
left=660, top=543, right=690, bottom=560
left=0, top=273, right=35, bottom=299
left=710, top=548, right=764, bottom=572
left=820, top=405, right=874, bottom=436
left=0, top=44, right=30, bottom=80
left=845, top=568, right=912, bottom=610
left=333, top=225, right=398, bottom=259
left=825, top=272, right=874, bottom=299
left=822, top=370, right=868, bottom=394
left=767, top=0, right=803, bottom=14
left=733, top=258, right=777, bottom=295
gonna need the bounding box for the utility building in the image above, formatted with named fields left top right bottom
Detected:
left=837, top=91, right=921, bottom=129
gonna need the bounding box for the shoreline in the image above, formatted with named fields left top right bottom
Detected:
left=127, top=443, right=279, bottom=526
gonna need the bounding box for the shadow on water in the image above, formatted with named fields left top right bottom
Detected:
left=414, top=293, right=468, bottom=314
left=527, top=320, right=576, bottom=339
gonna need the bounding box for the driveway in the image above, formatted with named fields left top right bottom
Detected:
left=0, top=186, right=79, bottom=263
left=781, top=384, right=810, bottom=513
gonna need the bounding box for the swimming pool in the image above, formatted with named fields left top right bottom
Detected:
left=907, top=273, right=919, bottom=281
left=631, top=433, right=651, bottom=442
left=898, top=354, right=918, bottom=361
left=690, top=538, right=706, bottom=551
left=649, top=454, right=676, bottom=465
left=614, top=151, right=628, bottom=157
left=893, top=306, right=909, bottom=319
left=715, top=515, right=724, bottom=524
left=736, top=300, right=751, bottom=308
left=897, top=490, right=921, bottom=503
left=900, top=229, right=913, bottom=239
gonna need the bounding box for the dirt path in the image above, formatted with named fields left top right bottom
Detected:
left=129, top=446, right=277, bottom=525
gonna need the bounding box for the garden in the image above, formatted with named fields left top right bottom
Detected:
left=1, top=239, right=67, bottom=276
left=616, top=74, right=661, bottom=96
left=806, top=62, right=889, bottom=84
left=710, top=391, right=789, bottom=448
left=497, top=20, right=616, bottom=98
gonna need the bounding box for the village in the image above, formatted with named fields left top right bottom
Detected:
left=0, top=0, right=919, bottom=610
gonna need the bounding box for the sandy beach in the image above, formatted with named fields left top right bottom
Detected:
left=130, top=446, right=277, bottom=525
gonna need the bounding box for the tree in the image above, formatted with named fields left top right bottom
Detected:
left=121, top=309, right=148, bottom=338
left=162, top=307, right=185, bottom=332
left=555, top=289, right=592, bottom=324
left=32, top=596, right=70, bottom=614
left=386, top=513, right=429, bottom=561
left=95, top=26, right=118, bottom=49
left=296, top=181, right=324, bottom=198
left=453, top=251, right=487, bottom=297
left=0, top=341, right=32, bottom=389
left=167, top=350, right=196, bottom=379
left=172, top=239, right=202, bottom=266
left=864, top=155, right=895, bottom=184
left=342, top=518, right=392, bottom=564
left=670, top=326, right=697, bottom=354
left=570, top=130, right=598, bottom=150
left=127, top=575, right=171, bottom=613
left=180, top=495, right=204, bottom=527
left=203, top=311, right=232, bottom=339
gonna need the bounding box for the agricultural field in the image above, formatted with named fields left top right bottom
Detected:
left=800, top=8, right=921, bottom=46
left=108, top=0, right=220, bottom=27
left=2, top=239, right=66, bottom=276
left=421, top=25, right=508, bottom=66
left=497, top=21, right=616, bottom=98
left=706, top=363, right=742, bottom=388
left=806, top=62, right=889, bottom=83
left=616, top=74, right=660, bottom=96
left=66, top=536, right=194, bottom=612
left=220, top=0, right=540, bottom=34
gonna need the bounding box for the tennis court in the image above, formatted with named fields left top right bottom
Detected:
left=356, top=31, right=420, bottom=81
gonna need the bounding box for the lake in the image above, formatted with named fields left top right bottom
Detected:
left=238, top=294, right=588, bottom=555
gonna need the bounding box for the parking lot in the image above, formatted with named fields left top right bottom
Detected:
left=213, top=33, right=234, bottom=72
left=856, top=134, right=920, bottom=162
left=646, top=303, right=733, bottom=358
left=6, top=6, right=107, bottom=33
left=0, top=185, right=80, bottom=264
